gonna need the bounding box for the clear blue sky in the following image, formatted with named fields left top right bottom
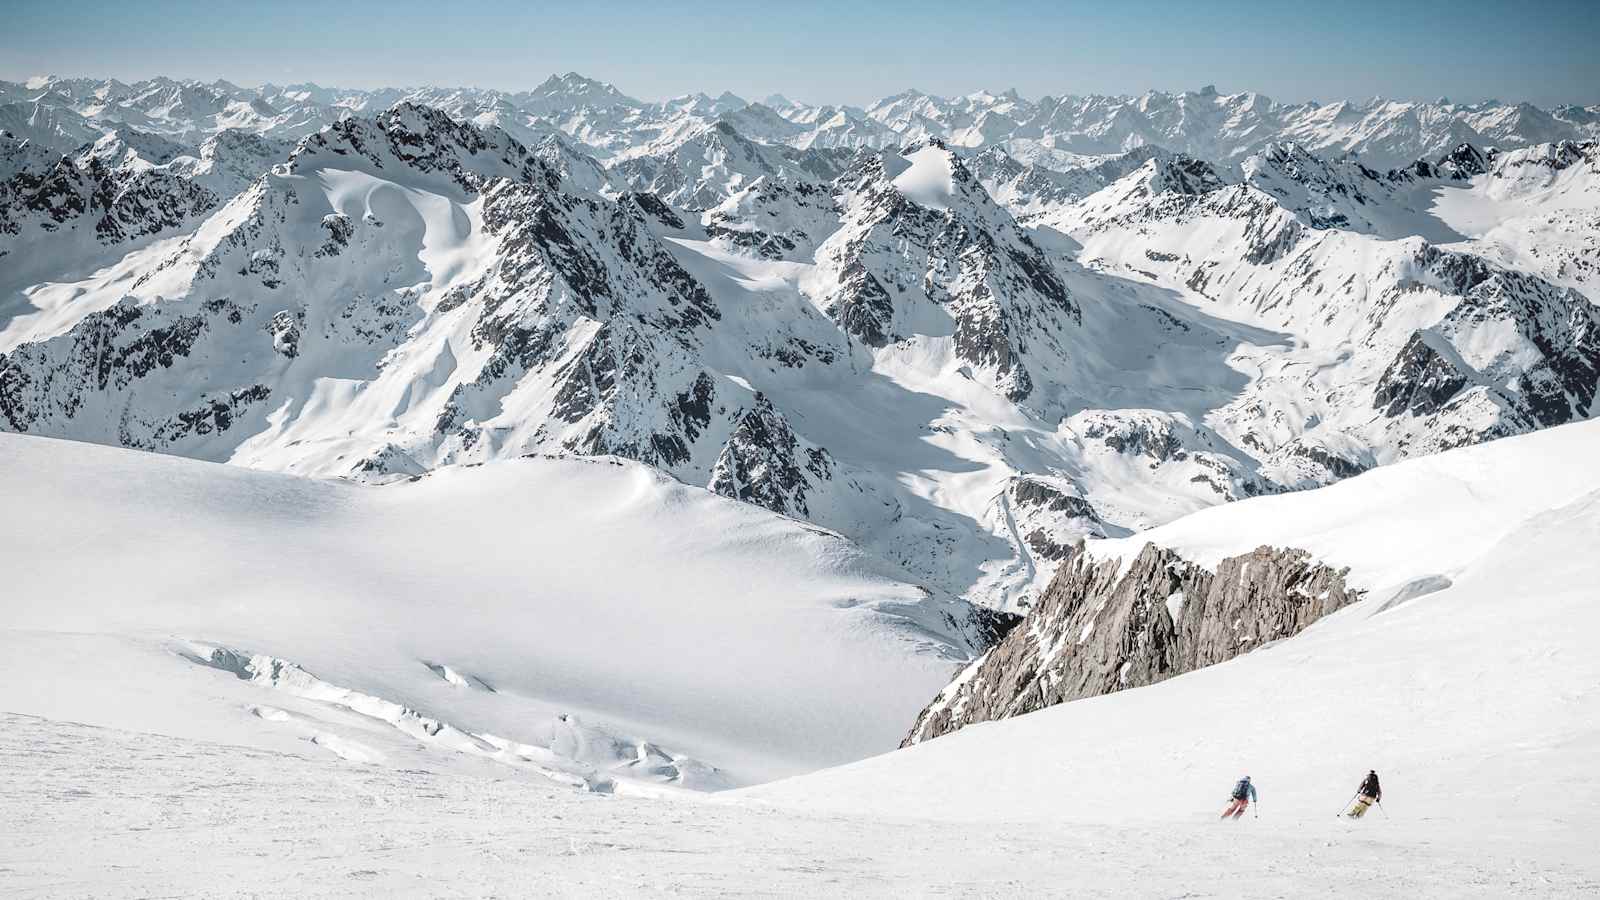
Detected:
left=5, top=0, right=1597, bottom=106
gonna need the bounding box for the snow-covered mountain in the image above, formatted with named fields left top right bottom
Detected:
left=5, top=80, right=1599, bottom=617
left=1018, top=138, right=1600, bottom=492
left=607, top=121, right=854, bottom=209
left=966, top=144, right=1169, bottom=215
left=0, top=142, right=220, bottom=287
left=7, top=74, right=1598, bottom=176
left=0, top=104, right=1085, bottom=608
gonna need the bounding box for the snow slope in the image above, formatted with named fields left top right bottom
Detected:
left=1085, top=411, right=1600, bottom=585
left=9, top=711, right=1593, bottom=899
left=888, top=144, right=956, bottom=211
left=5, top=421, right=1599, bottom=896
left=0, top=432, right=987, bottom=789
left=749, top=419, right=1600, bottom=864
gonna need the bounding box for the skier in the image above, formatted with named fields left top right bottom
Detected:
left=1221, top=775, right=1257, bottom=819
left=1347, top=770, right=1382, bottom=818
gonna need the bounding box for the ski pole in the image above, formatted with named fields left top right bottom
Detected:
left=1376, top=800, right=1389, bottom=818
left=1336, top=793, right=1357, bottom=817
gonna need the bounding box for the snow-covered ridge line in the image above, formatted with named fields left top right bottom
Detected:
left=1079, top=416, right=1600, bottom=590
left=7, top=72, right=1597, bottom=174
left=905, top=416, right=1600, bottom=743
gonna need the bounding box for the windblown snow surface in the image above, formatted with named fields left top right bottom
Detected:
left=5, top=421, right=1600, bottom=896
left=0, top=433, right=979, bottom=791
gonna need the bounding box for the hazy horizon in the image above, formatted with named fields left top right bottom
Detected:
left=8, top=69, right=1595, bottom=112
left=6, top=0, right=1598, bottom=108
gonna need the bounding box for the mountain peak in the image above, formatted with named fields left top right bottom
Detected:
left=531, top=71, right=634, bottom=105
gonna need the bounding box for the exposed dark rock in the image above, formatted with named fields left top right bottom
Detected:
left=1241, top=209, right=1303, bottom=265
left=1374, top=331, right=1470, bottom=417
left=1153, top=155, right=1231, bottom=195
left=620, top=191, right=684, bottom=230
left=1375, top=256, right=1600, bottom=428
left=151, top=384, right=272, bottom=442
left=1437, top=143, right=1493, bottom=180
left=1024, top=529, right=1074, bottom=562
left=0, top=153, right=219, bottom=261
left=1286, top=443, right=1370, bottom=480
left=0, top=298, right=254, bottom=440
left=826, top=259, right=896, bottom=347
left=267, top=309, right=302, bottom=358
left=707, top=393, right=830, bottom=518
left=821, top=146, right=1075, bottom=404
left=315, top=213, right=354, bottom=257
left=904, top=540, right=1361, bottom=745
left=1011, top=478, right=1099, bottom=519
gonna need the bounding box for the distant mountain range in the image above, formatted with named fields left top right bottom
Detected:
left=4, top=73, right=1597, bottom=172
left=3, top=73, right=1598, bottom=619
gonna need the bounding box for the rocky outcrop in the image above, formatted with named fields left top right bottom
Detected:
left=0, top=153, right=219, bottom=263
left=814, top=142, right=1079, bottom=405
left=1374, top=330, right=1471, bottom=417
left=703, top=176, right=840, bottom=262
left=707, top=393, right=832, bottom=518
left=903, top=541, right=1360, bottom=745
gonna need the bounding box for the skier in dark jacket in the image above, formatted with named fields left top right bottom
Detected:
left=1221, top=775, right=1257, bottom=819
left=1347, top=770, right=1382, bottom=818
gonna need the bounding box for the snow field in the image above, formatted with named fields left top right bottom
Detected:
left=4, top=390, right=1600, bottom=897
left=0, top=432, right=973, bottom=787
left=889, top=144, right=957, bottom=211
left=4, top=711, right=1590, bottom=898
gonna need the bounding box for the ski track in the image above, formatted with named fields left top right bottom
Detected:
left=3, top=713, right=1591, bottom=899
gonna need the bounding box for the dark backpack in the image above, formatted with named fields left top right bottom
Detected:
left=1232, top=779, right=1251, bottom=800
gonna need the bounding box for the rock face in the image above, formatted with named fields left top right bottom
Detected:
left=0, top=153, right=219, bottom=263
left=1369, top=244, right=1600, bottom=441
left=813, top=141, right=1078, bottom=405
left=903, top=541, right=1361, bottom=745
